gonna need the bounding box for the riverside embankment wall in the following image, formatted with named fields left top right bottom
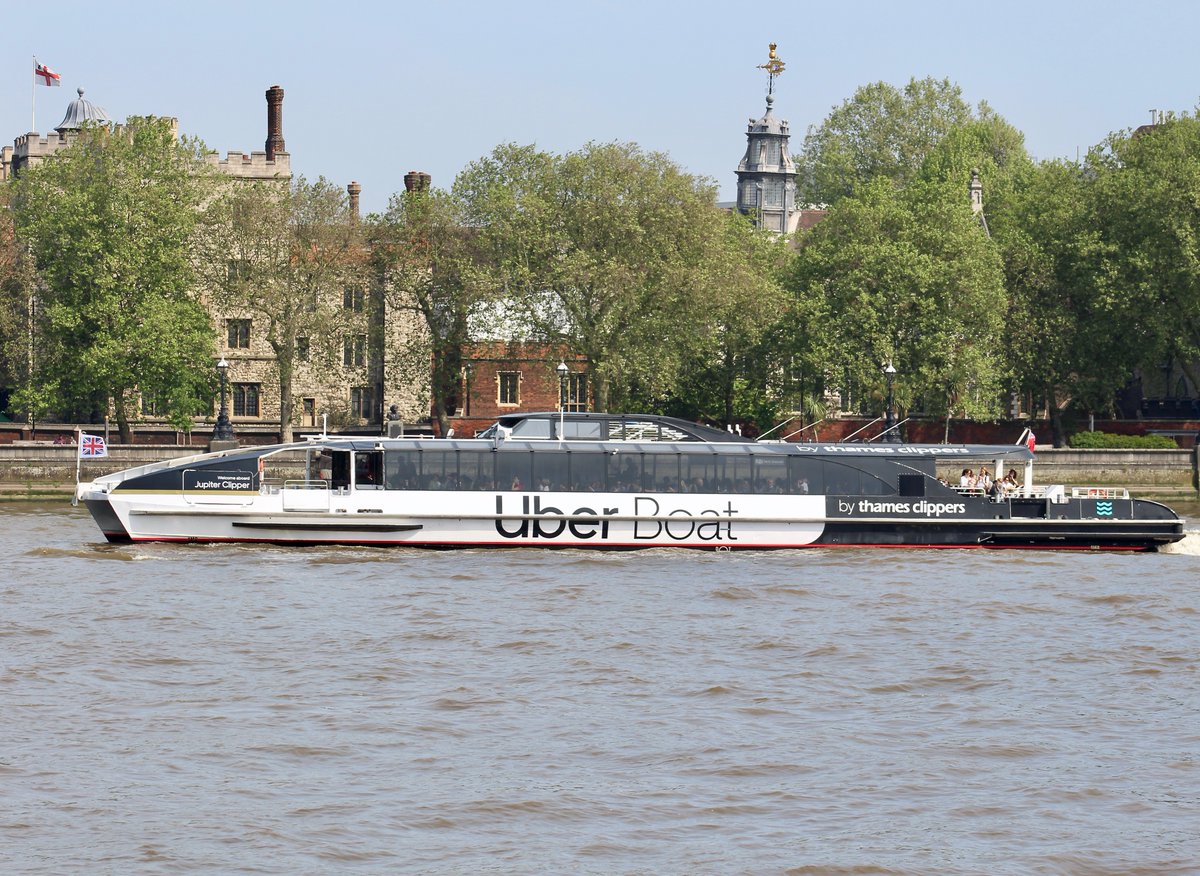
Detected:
left=3, top=443, right=1197, bottom=498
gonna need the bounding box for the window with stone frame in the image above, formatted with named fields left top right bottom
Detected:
left=232, top=383, right=260, bottom=417
left=498, top=371, right=520, bottom=406
left=343, top=334, right=366, bottom=368
left=350, top=386, right=374, bottom=420
left=343, top=286, right=366, bottom=312
left=296, top=336, right=310, bottom=362
left=226, top=318, right=251, bottom=349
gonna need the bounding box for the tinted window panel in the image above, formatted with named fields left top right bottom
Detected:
left=642, top=453, right=680, bottom=492
left=532, top=452, right=569, bottom=490
left=385, top=450, right=420, bottom=490
left=609, top=453, right=642, bottom=492
left=496, top=451, right=532, bottom=491
left=752, top=456, right=789, bottom=494
left=569, top=452, right=606, bottom=491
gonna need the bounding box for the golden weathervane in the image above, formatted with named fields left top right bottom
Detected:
left=757, top=43, right=785, bottom=95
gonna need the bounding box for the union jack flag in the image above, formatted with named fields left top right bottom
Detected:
left=79, top=432, right=108, bottom=458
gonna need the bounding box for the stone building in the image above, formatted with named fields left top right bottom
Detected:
left=3, top=84, right=428, bottom=440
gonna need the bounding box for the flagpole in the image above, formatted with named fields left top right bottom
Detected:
left=32, top=56, right=36, bottom=133
left=73, top=428, right=82, bottom=506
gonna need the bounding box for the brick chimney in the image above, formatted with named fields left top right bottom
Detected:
left=403, top=170, right=432, bottom=193
left=347, top=180, right=362, bottom=220
left=265, top=85, right=285, bottom=162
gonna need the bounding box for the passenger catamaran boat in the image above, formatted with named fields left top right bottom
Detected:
left=75, top=412, right=1184, bottom=551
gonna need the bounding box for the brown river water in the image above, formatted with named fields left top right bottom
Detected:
left=4, top=502, right=1200, bottom=875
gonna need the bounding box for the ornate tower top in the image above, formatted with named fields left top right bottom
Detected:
left=736, top=43, right=798, bottom=234
left=757, top=43, right=785, bottom=96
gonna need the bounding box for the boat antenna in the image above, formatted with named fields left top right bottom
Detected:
left=841, top=417, right=883, bottom=443
left=756, top=413, right=802, bottom=441
left=868, top=416, right=910, bottom=442
left=782, top=418, right=826, bottom=442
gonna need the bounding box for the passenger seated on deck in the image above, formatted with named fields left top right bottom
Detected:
left=960, top=468, right=973, bottom=488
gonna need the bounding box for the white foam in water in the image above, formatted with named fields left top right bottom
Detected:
left=1163, top=525, right=1200, bottom=555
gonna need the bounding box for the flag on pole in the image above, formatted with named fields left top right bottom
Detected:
left=34, top=59, right=61, bottom=87
left=79, top=432, right=108, bottom=458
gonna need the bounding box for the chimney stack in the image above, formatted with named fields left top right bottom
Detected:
left=347, top=180, right=362, bottom=220
left=403, top=170, right=432, bottom=193
left=265, top=85, right=285, bottom=162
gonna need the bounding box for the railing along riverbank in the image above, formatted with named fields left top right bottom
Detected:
left=2, top=442, right=1197, bottom=499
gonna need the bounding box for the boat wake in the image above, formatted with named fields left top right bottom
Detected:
left=1163, top=526, right=1200, bottom=556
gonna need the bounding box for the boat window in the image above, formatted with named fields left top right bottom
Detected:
left=384, top=450, right=419, bottom=489
left=496, top=450, right=532, bottom=491
left=555, top=419, right=604, bottom=440
left=568, top=452, right=606, bottom=492
left=642, top=453, right=680, bottom=492
left=355, top=451, right=384, bottom=490
left=823, top=461, right=860, bottom=496
left=752, top=456, right=789, bottom=494
left=898, top=473, right=926, bottom=497
left=681, top=455, right=719, bottom=492
left=329, top=451, right=351, bottom=491
left=788, top=457, right=824, bottom=495
left=856, top=460, right=898, bottom=496
left=510, top=418, right=552, bottom=439
left=531, top=452, right=569, bottom=490
left=608, top=453, right=642, bottom=492
left=610, top=419, right=693, bottom=442
left=457, top=449, right=491, bottom=491
left=720, top=455, right=754, bottom=493
left=419, top=449, right=457, bottom=489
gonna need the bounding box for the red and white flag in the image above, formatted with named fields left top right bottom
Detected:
left=34, top=59, right=61, bottom=87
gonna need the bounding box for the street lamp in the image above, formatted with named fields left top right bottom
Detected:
left=214, top=357, right=235, bottom=442
left=883, top=361, right=899, bottom=443
left=556, top=360, right=569, bottom=440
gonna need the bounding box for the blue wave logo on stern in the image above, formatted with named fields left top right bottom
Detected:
left=1095, top=501, right=1114, bottom=516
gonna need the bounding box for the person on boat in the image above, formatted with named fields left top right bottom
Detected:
left=960, top=468, right=973, bottom=488
left=977, top=467, right=993, bottom=491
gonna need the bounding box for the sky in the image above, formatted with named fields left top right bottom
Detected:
left=4, top=0, right=1199, bottom=215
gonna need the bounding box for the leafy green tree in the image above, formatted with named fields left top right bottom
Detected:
left=368, top=186, right=489, bottom=438
left=196, top=177, right=361, bottom=442
left=654, top=212, right=792, bottom=429
left=989, top=160, right=1116, bottom=444
left=0, top=187, right=36, bottom=419
left=1088, top=116, right=1200, bottom=394
left=10, top=117, right=217, bottom=439
left=785, top=177, right=1008, bottom=432
left=797, top=77, right=982, bottom=206
left=456, top=141, right=740, bottom=412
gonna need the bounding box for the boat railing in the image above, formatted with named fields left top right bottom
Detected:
left=279, top=478, right=331, bottom=512
left=1071, top=486, right=1130, bottom=500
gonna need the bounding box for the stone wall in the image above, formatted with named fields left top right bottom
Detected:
left=6, top=444, right=1197, bottom=498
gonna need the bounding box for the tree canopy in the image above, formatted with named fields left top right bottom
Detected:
left=10, top=117, right=217, bottom=438
left=785, top=177, right=1008, bottom=430
left=798, top=77, right=996, bottom=206
left=456, top=141, right=751, bottom=412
